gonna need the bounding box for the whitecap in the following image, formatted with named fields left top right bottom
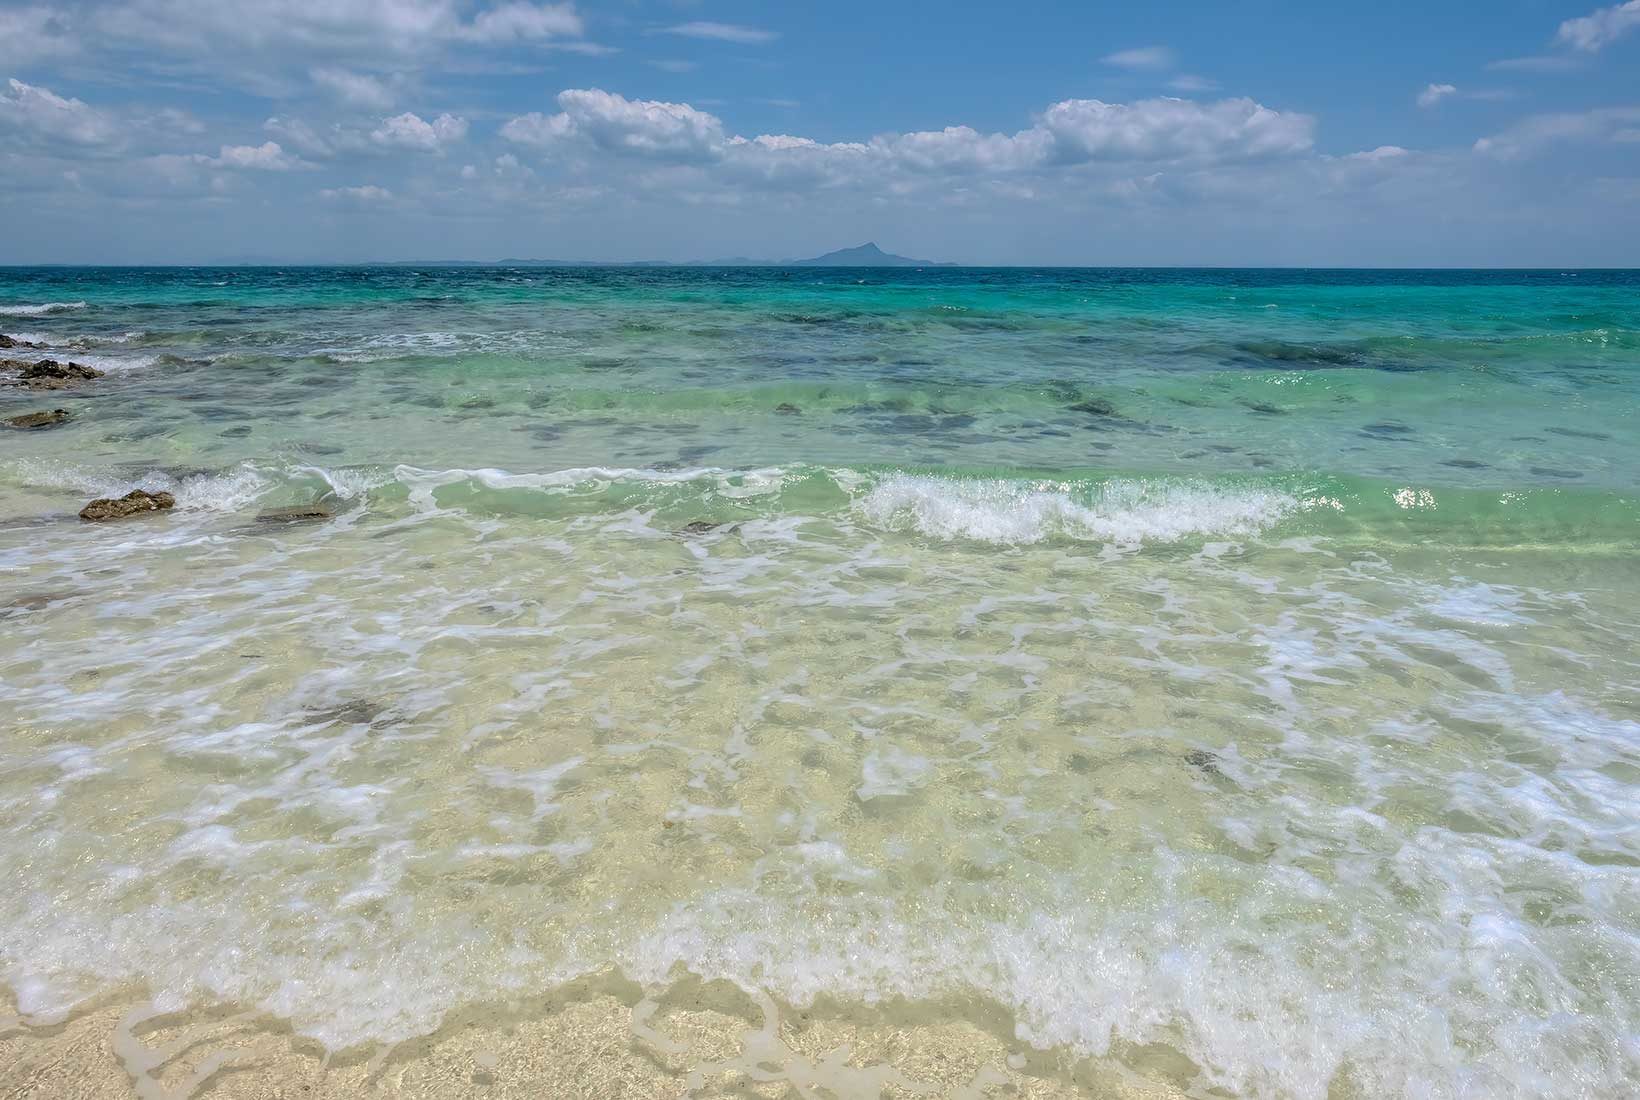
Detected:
left=858, top=474, right=1297, bottom=545
left=0, top=301, right=87, bottom=316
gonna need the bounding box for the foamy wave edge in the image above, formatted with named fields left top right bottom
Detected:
left=0, top=301, right=88, bottom=316
left=859, top=472, right=1299, bottom=545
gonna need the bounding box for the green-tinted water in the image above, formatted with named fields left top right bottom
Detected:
left=2, top=268, right=1637, bottom=1098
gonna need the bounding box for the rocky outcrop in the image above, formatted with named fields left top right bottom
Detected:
left=3, top=408, right=71, bottom=430
left=19, top=359, right=105, bottom=388
left=3, top=358, right=105, bottom=389
left=0, top=335, right=45, bottom=350
left=79, top=489, right=175, bottom=521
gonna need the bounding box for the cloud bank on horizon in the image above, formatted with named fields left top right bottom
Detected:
left=1, top=0, right=1638, bottom=265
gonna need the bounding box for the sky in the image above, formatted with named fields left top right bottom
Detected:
left=2, top=1, right=1639, bottom=265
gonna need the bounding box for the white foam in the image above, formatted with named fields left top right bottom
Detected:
left=0, top=301, right=86, bottom=316
left=59, top=352, right=160, bottom=373
left=7, top=460, right=270, bottom=513
left=858, top=474, right=1297, bottom=545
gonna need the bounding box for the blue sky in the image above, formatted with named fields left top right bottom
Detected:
left=2, top=1, right=1639, bottom=264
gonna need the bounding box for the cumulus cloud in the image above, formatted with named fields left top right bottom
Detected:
left=1038, top=97, right=1312, bottom=162
left=661, top=21, right=778, bottom=44
left=203, top=141, right=305, bottom=170
left=1102, top=46, right=1177, bottom=71
left=1556, top=1, right=1640, bottom=51
left=0, top=78, right=120, bottom=148
left=371, top=111, right=468, bottom=152
left=1418, top=83, right=1458, bottom=108
left=498, top=88, right=1316, bottom=197
left=312, top=67, right=396, bottom=109
left=502, top=89, right=725, bottom=160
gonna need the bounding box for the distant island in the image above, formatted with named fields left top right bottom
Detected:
left=790, top=242, right=946, bottom=267
left=365, top=243, right=952, bottom=268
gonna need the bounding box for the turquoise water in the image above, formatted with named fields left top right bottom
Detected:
left=2, top=268, right=1638, bottom=1097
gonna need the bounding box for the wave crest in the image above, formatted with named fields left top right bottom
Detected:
left=0, top=301, right=88, bottom=316
left=859, top=473, right=1297, bottom=545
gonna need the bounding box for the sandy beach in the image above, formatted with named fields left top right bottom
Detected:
left=2, top=979, right=1197, bottom=1099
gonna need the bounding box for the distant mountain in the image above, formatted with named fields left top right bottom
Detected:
left=790, top=242, right=945, bottom=267
left=369, top=244, right=953, bottom=268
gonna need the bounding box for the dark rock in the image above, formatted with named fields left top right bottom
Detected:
left=677, top=520, right=739, bottom=537
left=1184, top=749, right=1222, bottom=777
left=256, top=503, right=335, bottom=524
left=1067, top=398, right=1120, bottom=417
left=79, top=489, right=175, bottom=521
left=4, top=408, right=71, bottom=430
left=3, top=590, right=77, bottom=614
left=307, top=699, right=384, bottom=726
left=0, top=335, right=44, bottom=350
left=10, top=358, right=105, bottom=389
left=774, top=403, right=802, bottom=414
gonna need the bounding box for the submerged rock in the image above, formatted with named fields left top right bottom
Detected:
left=774, top=403, right=802, bottom=414
left=256, top=503, right=335, bottom=524
left=1067, top=397, right=1120, bottom=417
left=79, top=489, right=175, bottom=521
left=4, top=590, right=78, bottom=614
left=677, top=520, right=740, bottom=537
left=1183, top=749, right=1223, bottom=777
left=307, top=698, right=384, bottom=726
left=4, top=408, right=71, bottom=430
left=1240, top=400, right=1286, bottom=416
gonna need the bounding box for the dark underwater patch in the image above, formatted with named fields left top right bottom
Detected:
left=1225, top=340, right=1422, bottom=373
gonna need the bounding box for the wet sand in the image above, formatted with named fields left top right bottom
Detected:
left=1, top=978, right=1191, bottom=1098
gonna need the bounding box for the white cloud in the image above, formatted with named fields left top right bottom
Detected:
left=662, top=21, right=778, bottom=44
left=1102, top=46, right=1177, bottom=71
left=1038, top=97, right=1313, bottom=163
left=204, top=141, right=304, bottom=170
left=502, top=89, right=725, bottom=160
left=500, top=89, right=1315, bottom=192
left=1169, top=75, right=1219, bottom=93
left=91, top=1, right=589, bottom=69
left=0, top=79, right=120, bottom=148
left=0, top=7, right=77, bottom=58
left=371, top=111, right=468, bottom=152
left=1475, top=106, right=1640, bottom=157
left=1556, top=1, right=1640, bottom=51
left=312, top=67, right=396, bottom=109
left=459, top=2, right=582, bottom=43
left=321, top=183, right=393, bottom=200
left=1418, top=83, right=1458, bottom=108
left=1487, top=55, right=1582, bottom=73
left=1343, top=146, right=1410, bottom=162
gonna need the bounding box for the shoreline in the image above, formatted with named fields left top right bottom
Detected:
left=2, top=976, right=1191, bottom=1098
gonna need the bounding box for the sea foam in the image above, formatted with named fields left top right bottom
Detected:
left=858, top=473, right=1298, bottom=544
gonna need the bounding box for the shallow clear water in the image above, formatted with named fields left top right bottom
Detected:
left=2, top=267, right=1638, bottom=1098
